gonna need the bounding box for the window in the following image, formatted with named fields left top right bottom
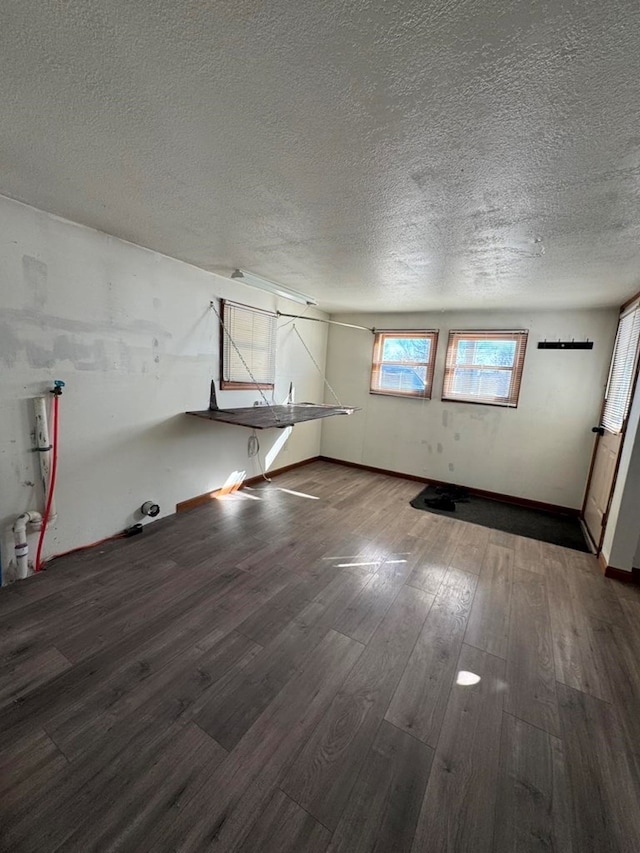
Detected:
left=220, top=300, right=277, bottom=389
left=443, top=330, right=528, bottom=407
left=601, top=303, right=640, bottom=434
left=370, top=331, right=438, bottom=398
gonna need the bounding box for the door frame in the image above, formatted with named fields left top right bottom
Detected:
left=581, top=296, right=640, bottom=552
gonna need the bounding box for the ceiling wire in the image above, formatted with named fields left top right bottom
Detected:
left=277, top=312, right=374, bottom=333
left=277, top=303, right=312, bottom=328
left=292, top=324, right=342, bottom=406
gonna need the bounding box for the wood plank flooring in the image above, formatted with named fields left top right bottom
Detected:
left=1, top=460, right=640, bottom=852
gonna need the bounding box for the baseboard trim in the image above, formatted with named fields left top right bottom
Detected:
left=598, top=552, right=640, bottom=583
left=176, top=456, right=320, bottom=513
left=605, top=566, right=640, bottom=584
left=318, top=456, right=581, bottom=518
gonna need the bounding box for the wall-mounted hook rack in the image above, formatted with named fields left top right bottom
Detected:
left=537, top=338, right=593, bottom=350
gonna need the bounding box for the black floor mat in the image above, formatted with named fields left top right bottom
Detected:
left=410, top=485, right=590, bottom=552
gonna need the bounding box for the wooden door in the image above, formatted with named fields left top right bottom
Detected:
left=584, top=431, right=623, bottom=546
left=583, top=303, right=640, bottom=549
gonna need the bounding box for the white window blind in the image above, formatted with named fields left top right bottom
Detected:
left=602, top=304, right=640, bottom=434
left=221, top=300, right=277, bottom=389
left=442, top=330, right=528, bottom=407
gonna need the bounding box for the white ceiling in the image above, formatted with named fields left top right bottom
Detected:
left=1, top=0, right=640, bottom=313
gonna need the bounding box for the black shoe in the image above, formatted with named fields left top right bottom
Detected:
left=424, top=496, right=456, bottom=511
left=435, top=485, right=469, bottom=503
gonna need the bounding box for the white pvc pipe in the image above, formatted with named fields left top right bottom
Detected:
left=13, top=511, right=42, bottom=580
left=33, top=396, right=57, bottom=521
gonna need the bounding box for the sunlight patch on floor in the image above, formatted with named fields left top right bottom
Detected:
left=277, top=487, right=320, bottom=500
left=456, top=671, right=481, bottom=686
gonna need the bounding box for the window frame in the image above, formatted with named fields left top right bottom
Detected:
left=601, top=303, right=640, bottom=434
left=219, top=299, right=277, bottom=390
left=442, top=330, right=528, bottom=408
left=370, top=330, right=439, bottom=400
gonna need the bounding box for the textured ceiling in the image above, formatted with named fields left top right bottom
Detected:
left=1, top=0, right=640, bottom=312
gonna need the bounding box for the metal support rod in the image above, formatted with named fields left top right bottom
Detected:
left=276, top=312, right=374, bottom=333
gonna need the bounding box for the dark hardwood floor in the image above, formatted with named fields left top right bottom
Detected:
left=2, top=460, right=640, bottom=852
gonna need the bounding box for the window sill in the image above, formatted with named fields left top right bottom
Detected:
left=220, top=381, right=275, bottom=390
left=369, top=390, right=432, bottom=400
left=441, top=396, right=518, bottom=408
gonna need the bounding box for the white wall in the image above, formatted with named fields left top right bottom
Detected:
left=0, top=196, right=327, bottom=581
left=321, top=309, right=618, bottom=509
left=602, top=374, right=640, bottom=571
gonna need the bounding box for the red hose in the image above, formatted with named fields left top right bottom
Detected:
left=49, top=532, right=126, bottom=563
left=35, top=394, right=59, bottom=572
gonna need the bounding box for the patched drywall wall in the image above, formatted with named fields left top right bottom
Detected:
left=321, top=309, right=618, bottom=508
left=602, top=376, right=640, bottom=571
left=0, top=196, right=328, bottom=581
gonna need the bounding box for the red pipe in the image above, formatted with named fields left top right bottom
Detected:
left=35, top=394, right=59, bottom=572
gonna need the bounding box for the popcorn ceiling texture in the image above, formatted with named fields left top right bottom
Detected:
left=1, top=0, right=639, bottom=312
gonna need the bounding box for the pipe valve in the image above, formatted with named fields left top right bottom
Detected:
left=141, top=501, right=160, bottom=518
